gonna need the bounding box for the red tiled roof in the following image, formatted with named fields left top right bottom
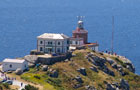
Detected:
left=84, top=43, right=99, bottom=47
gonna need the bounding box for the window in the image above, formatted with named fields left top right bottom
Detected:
left=48, top=41, right=52, bottom=45
left=58, top=42, right=60, bottom=45
left=57, top=48, right=60, bottom=53
left=70, top=41, right=72, bottom=44
left=40, top=41, right=43, bottom=44
left=76, top=41, right=78, bottom=45
left=9, top=64, right=12, bottom=68
left=67, top=47, right=69, bottom=50
left=40, top=47, right=43, bottom=51
left=67, top=40, right=69, bottom=44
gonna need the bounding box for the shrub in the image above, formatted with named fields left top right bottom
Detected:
left=2, top=83, right=9, bottom=89
left=45, top=78, right=62, bottom=87
left=34, top=75, right=41, bottom=79
left=22, top=84, right=38, bottom=90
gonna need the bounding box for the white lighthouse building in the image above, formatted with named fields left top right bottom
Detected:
left=37, top=33, right=69, bottom=54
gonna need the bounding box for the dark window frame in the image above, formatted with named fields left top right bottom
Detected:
left=9, top=64, right=12, bottom=68
left=40, top=47, right=43, bottom=51
left=40, top=41, right=43, bottom=44
left=58, top=42, right=60, bottom=45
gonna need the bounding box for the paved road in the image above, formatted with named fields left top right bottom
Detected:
left=0, top=73, right=27, bottom=90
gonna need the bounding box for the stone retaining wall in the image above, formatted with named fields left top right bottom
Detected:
left=36, top=52, right=72, bottom=65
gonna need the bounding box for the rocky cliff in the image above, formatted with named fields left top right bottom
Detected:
left=21, top=49, right=140, bottom=90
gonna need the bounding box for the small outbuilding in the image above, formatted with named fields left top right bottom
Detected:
left=2, top=59, right=28, bottom=72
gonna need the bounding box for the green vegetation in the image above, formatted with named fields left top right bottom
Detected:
left=22, top=84, right=38, bottom=90
left=19, top=49, right=140, bottom=90
left=21, top=73, right=56, bottom=90
left=0, top=83, right=10, bottom=90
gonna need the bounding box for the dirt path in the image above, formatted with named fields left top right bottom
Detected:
left=6, top=73, right=44, bottom=90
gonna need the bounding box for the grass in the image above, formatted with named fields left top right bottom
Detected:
left=21, top=71, right=56, bottom=90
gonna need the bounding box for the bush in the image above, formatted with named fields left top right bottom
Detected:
left=2, top=83, right=9, bottom=89
left=22, top=84, right=38, bottom=90
left=45, top=78, right=62, bottom=87
left=34, top=75, right=41, bottom=79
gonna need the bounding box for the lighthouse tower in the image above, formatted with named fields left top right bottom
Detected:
left=72, top=17, right=88, bottom=44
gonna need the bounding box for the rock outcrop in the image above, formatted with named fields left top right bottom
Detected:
left=120, top=79, right=129, bottom=90
left=85, top=85, right=97, bottom=90
left=106, top=79, right=129, bottom=90
left=77, top=68, right=87, bottom=76
left=125, top=63, right=135, bottom=73
left=15, top=68, right=23, bottom=75
left=24, top=55, right=38, bottom=64
left=87, top=53, right=115, bottom=76
left=42, top=65, right=48, bottom=71
left=90, top=66, right=98, bottom=73
left=75, top=76, right=83, bottom=83
left=106, top=84, right=116, bottom=90
left=20, top=49, right=139, bottom=90
left=49, top=70, right=58, bottom=78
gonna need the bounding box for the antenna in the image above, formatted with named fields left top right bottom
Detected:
left=111, top=16, right=114, bottom=55
left=77, top=16, right=85, bottom=21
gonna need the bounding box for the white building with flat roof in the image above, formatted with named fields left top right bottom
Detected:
left=2, top=59, right=28, bottom=72
left=69, top=37, right=84, bottom=50
left=37, top=33, right=69, bottom=54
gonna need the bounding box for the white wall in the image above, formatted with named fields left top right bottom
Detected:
left=37, top=38, right=69, bottom=54
left=95, top=46, right=99, bottom=51
left=2, top=61, right=28, bottom=72
left=90, top=46, right=99, bottom=51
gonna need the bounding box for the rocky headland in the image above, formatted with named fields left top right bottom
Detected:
left=6, top=49, right=140, bottom=90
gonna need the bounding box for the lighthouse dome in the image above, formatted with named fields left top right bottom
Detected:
left=78, top=20, right=83, bottom=24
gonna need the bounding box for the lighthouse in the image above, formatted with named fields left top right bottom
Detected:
left=72, top=18, right=88, bottom=44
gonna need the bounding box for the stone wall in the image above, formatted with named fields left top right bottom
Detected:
left=36, top=52, right=72, bottom=65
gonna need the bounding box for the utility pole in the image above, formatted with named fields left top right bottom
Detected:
left=111, top=16, right=114, bottom=55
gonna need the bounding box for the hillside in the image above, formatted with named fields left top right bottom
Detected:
left=18, top=49, right=140, bottom=90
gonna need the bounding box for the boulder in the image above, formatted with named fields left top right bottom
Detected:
left=72, top=54, right=76, bottom=57
left=42, top=65, right=48, bottom=71
left=73, top=83, right=82, bottom=89
left=106, top=84, right=116, bottom=90
left=100, top=66, right=115, bottom=76
left=49, top=70, right=58, bottom=78
left=91, top=56, right=106, bottom=67
left=107, top=58, right=115, bottom=65
left=120, top=79, right=129, bottom=90
left=87, top=53, right=93, bottom=57
left=75, top=76, right=83, bottom=83
left=125, top=63, right=135, bottom=73
left=112, top=63, right=118, bottom=69
left=64, top=59, right=69, bottom=62
left=77, top=68, right=87, bottom=76
left=85, top=85, right=96, bottom=90
left=112, top=82, right=119, bottom=88
left=90, top=66, right=98, bottom=73
left=86, top=53, right=106, bottom=67
left=15, top=68, right=23, bottom=75
left=28, top=63, right=35, bottom=68
left=117, top=65, right=123, bottom=69
left=24, top=55, right=38, bottom=64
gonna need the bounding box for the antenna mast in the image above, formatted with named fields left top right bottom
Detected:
left=111, top=16, right=114, bottom=55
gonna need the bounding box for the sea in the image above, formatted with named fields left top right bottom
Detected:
left=0, top=0, right=140, bottom=75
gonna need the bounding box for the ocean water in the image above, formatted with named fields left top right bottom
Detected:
left=0, top=0, right=140, bottom=74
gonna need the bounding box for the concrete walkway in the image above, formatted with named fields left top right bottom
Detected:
left=0, top=73, right=27, bottom=90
